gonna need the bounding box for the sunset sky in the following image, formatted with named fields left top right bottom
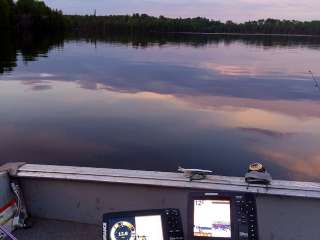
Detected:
left=43, top=0, right=320, bottom=22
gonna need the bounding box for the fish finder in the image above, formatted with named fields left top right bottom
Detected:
left=103, top=209, right=184, bottom=240
left=189, top=192, right=258, bottom=240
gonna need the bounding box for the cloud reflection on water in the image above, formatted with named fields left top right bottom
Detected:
left=1, top=37, right=320, bottom=181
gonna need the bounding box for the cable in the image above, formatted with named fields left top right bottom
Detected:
left=10, top=183, right=22, bottom=219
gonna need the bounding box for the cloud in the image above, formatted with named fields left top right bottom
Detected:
left=237, top=127, right=294, bottom=138
left=39, top=73, right=55, bottom=78
left=179, top=95, right=320, bottom=119
left=5, top=73, right=56, bottom=81
left=201, top=63, right=262, bottom=77
left=256, top=146, right=320, bottom=181
left=31, top=85, right=53, bottom=91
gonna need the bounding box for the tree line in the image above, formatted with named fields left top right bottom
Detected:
left=0, top=0, right=65, bottom=34
left=1, top=0, right=320, bottom=36
left=67, top=14, right=320, bottom=36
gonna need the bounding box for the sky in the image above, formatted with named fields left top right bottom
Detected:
left=43, top=0, right=320, bottom=22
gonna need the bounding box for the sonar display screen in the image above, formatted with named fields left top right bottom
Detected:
left=109, top=215, right=164, bottom=240
left=193, top=200, right=231, bottom=238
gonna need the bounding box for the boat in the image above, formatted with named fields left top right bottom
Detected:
left=1, top=162, right=320, bottom=240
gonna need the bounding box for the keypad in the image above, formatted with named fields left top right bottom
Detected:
left=235, top=195, right=258, bottom=240
left=164, top=209, right=184, bottom=240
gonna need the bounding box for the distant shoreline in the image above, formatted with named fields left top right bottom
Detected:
left=4, top=0, right=320, bottom=37
left=164, top=32, right=320, bottom=37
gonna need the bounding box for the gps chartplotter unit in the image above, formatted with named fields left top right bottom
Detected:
left=189, top=192, right=258, bottom=240
left=103, top=209, right=184, bottom=240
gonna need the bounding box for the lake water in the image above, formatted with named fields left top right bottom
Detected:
left=1, top=34, right=320, bottom=181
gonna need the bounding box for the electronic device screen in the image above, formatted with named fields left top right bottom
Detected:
left=193, top=200, right=231, bottom=238
left=108, top=215, right=164, bottom=240
left=103, top=209, right=184, bottom=240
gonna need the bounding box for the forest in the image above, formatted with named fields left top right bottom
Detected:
left=67, top=14, right=320, bottom=35
left=0, top=0, right=65, bottom=34
left=1, top=0, right=320, bottom=35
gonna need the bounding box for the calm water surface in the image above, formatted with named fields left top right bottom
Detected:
left=1, top=34, right=320, bottom=181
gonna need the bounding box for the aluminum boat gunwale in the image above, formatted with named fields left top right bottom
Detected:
left=11, top=164, right=320, bottom=199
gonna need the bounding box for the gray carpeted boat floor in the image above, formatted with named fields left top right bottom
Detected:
left=13, top=218, right=100, bottom=240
